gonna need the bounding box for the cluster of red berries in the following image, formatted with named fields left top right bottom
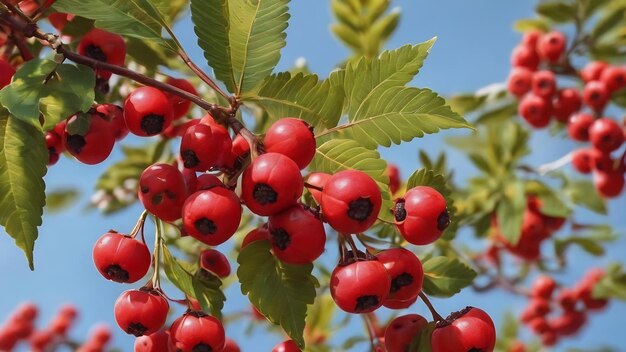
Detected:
left=490, top=196, right=565, bottom=262
left=508, top=30, right=626, bottom=198
left=0, top=302, right=112, bottom=352
left=520, top=269, right=608, bottom=347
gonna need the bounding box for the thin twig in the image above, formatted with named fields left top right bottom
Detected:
left=419, top=292, right=444, bottom=322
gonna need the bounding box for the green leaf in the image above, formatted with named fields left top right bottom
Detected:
left=564, top=179, right=607, bottom=215
left=310, top=138, right=393, bottom=222
left=241, top=72, right=344, bottom=130
left=45, top=188, right=80, bottom=213
left=422, top=256, right=477, bottom=297
left=409, top=321, right=435, bottom=352
left=611, top=88, right=626, bottom=108
left=125, top=37, right=177, bottom=71
left=190, top=0, right=289, bottom=94
left=496, top=181, right=526, bottom=245
left=554, top=237, right=605, bottom=258
left=513, top=18, right=551, bottom=32
left=536, top=1, right=576, bottom=23
left=237, top=241, right=318, bottom=348
left=53, top=0, right=176, bottom=52
left=0, top=59, right=95, bottom=130
left=318, top=86, right=471, bottom=149
left=591, top=8, right=626, bottom=39
left=162, top=244, right=225, bottom=317
left=593, top=263, right=626, bottom=300
left=0, top=115, right=47, bottom=269
left=406, top=169, right=458, bottom=240
left=446, top=93, right=487, bottom=116
left=474, top=102, right=518, bottom=125
left=524, top=180, right=572, bottom=218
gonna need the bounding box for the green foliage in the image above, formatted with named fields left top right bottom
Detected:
left=0, top=114, right=47, bottom=269
left=237, top=241, right=318, bottom=348
left=564, top=179, right=607, bottom=215
left=593, top=262, right=626, bottom=301
left=331, top=0, right=400, bottom=58
left=496, top=181, right=526, bottom=246
left=45, top=188, right=80, bottom=213
left=190, top=0, right=289, bottom=95
left=422, top=256, right=477, bottom=297
left=53, top=0, right=177, bottom=52
left=408, top=321, right=435, bottom=352
left=555, top=225, right=617, bottom=264
left=241, top=72, right=344, bottom=130
left=536, top=1, right=576, bottom=23
left=161, top=244, right=225, bottom=317
left=0, top=59, right=95, bottom=131
left=310, top=138, right=393, bottom=222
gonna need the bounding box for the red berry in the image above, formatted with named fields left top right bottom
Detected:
left=557, top=288, right=578, bottom=311
left=431, top=307, right=496, bottom=352
left=165, top=77, right=198, bottom=119
left=382, top=294, right=417, bottom=310
left=87, top=324, right=112, bottom=346
left=600, top=66, right=626, bottom=93
left=521, top=298, right=551, bottom=323
left=330, top=260, right=391, bottom=313
left=549, top=310, right=587, bottom=336
left=553, top=88, right=582, bottom=123
left=377, top=248, right=423, bottom=303
left=509, top=340, right=526, bottom=352
left=567, top=113, right=594, bottom=142
left=532, top=275, right=556, bottom=299
left=507, top=67, right=533, bottom=98
left=93, top=231, right=151, bottom=283
left=223, top=338, right=241, bottom=352
left=386, top=164, right=401, bottom=194
left=537, top=31, right=566, bottom=63
left=518, top=93, right=552, bottom=128
left=180, top=124, right=217, bottom=172
left=594, top=170, right=625, bottom=198
left=139, top=163, right=187, bottom=221
left=581, top=61, right=608, bottom=83
left=521, top=31, right=542, bottom=48
left=572, top=149, right=594, bottom=174
left=124, top=87, right=174, bottom=136
left=0, top=58, right=15, bottom=89
left=48, top=152, right=60, bottom=166
left=583, top=81, right=609, bottom=112
left=589, top=118, right=624, bottom=152
left=306, top=172, right=331, bottom=204
left=134, top=329, right=174, bottom=352
left=198, top=114, right=234, bottom=168
left=242, top=226, right=270, bottom=248
left=194, top=174, right=223, bottom=191
left=590, top=149, right=617, bottom=173
left=541, top=331, right=558, bottom=346
left=63, top=112, right=116, bottom=165
left=264, top=118, right=316, bottom=169
left=395, top=186, right=449, bottom=245
left=114, top=289, right=169, bottom=337
left=199, top=249, right=231, bottom=278
left=231, top=134, right=250, bottom=159
left=94, top=104, right=128, bottom=140
left=528, top=317, right=550, bottom=334
left=48, top=12, right=72, bottom=32
left=576, top=268, right=608, bottom=311
left=170, top=311, right=225, bottom=352
left=384, top=314, right=428, bottom=352
left=45, top=130, right=64, bottom=154
left=241, top=153, right=304, bottom=216
left=182, top=187, right=242, bottom=246
left=272, top=340, right=301, bottom=352
left=77, top=29, right=126, bottom=79
left=531, top=70, right=557, bottom=98
left=268, top=205, right=326, bottom=264
left=511, top=45, right=539, bottom=70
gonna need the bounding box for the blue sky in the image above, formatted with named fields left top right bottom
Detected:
left=1, top=1, right=626, bottom=351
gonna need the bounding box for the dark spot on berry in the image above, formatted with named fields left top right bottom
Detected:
left=140, top=114, right=165, bottom=135
left=468, top=349, right=485, bottom=352
left=105, top=264, right=129, bottom=282
left=195, top=217, right=217, bottom=235
left=48, top=147, right=56, bottom=154
left=538, top=79, right=549, bottom=89
left=66, top=134, right=86, bottom=154
left=438, top=210, right=450, bottom=231
left=394, top=200, right=407, bottom=222
left=347, top=197, right=373, bottom=221
left=253, top=183, right=277, bottom=205
left=96, top=77, right=110, bottom=94
left=355, top=295, right=379, bottom=312
left=192, top=344, right=212, bottom=352
left=601, top=134, right=613, bottom=145
left=181, top=149, right=200, bottom=168
left=85, top=44, right=108, bottom=62
left=151, top=194, right=163, bottom=206
left=270, top=228, right=290, bottom=250
left=126, top=322, right=148, bottom=337
left=165, top=190, right=177, bottom=200
left=140, top=186, right=149, bottom=194
left=301, top=120, right=315, bottom=137
left=390, top=272, right=413, bottom=293
left=591, top=92, right=600, bottom=100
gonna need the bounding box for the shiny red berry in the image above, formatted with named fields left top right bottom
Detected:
left=45, top=130, right=64, bottom=154
left=94, top=103, right=128, bottom=140
left=195, top=174, right=224, bottom=191
left=541, top=331, right=558, bottom=346
left=0, top=58, right=15, bottom=89
left=557, top=288, right=578, bottom=311
left=572, top=149, right=594, bottom=174
left=231, top=134, right=250, bottom=159
left=521, top=298, right=551, bottom=323
left=531, top=70, right=556, bottom=98
left=581, top=61, right=608, bottom=83
left=199, top=114, right=234, bottom=168
left=93, top=231, right=151, bottom=283
left=170, top=311, right=225, bottom=352
left=511, top=45, right=539, bottom=70
left=507, top=67, right=533, bottom=98
left=537, top=31, right=566, bottom=63
left=138, top=163, right=187, bottom=222
left=377, top=248, right=423, bottom=303
left=268, top=205, right=326, bottom=264
left=600, top=66, right=626, bottom=93
left=114, top=289, right=169, bottom=337
left=528, top=317, right=550, bottom=334
left=384, top=314, right=428, bottom=352
left=382, top=294, right=417, bottom=310
left=321, top=170, right=382, bottom=234
left=63, top=112, right=116, bottom=165
left=589, top=118, right=624, bottom=152
left=306, top=172, right=331, bottom=204
left=521, top=31, right=542, bottom=47
left=386, top=164, right=401, bottom=195
left=583, top=81, right=609, bottom=112
left=330, top=260, right=391, bottom=313
left=594, top=170, right=625, bottom=198
left=567, top=113, right=594, bottom=142
left=199, top=249, right=231, bottom=278
left=242, top=226, right=270, bottom=248
left=576, top=268, right=608, bottom=311
left=395, top=186, right=449, bottom=245
left=553, top=88, right=582, bottom=123
left=165, top=77, right=198, bottom=119
left=549, top=310, right=587, bottom=336
left=124, top=87, right=174, bottom=136
left=180, top=123, right=219, bottom=172
left=531, top=275, right=556, bottom=299
left=264, top=118, right=316, bottom=169
left=272, top=340, right=301, bottom=352
left=134, top=329, right=174, bottom=352
left=182, top=187, right=242, bottom=246
left=431, top=307, right=496, bottom=352
left=519, top=93, right=551, bottom=128
left=242, top=153, right=304, bottom=216
left=77, top=29, right=126, bottom=79
left=223, top=338, right=241, bottom=352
